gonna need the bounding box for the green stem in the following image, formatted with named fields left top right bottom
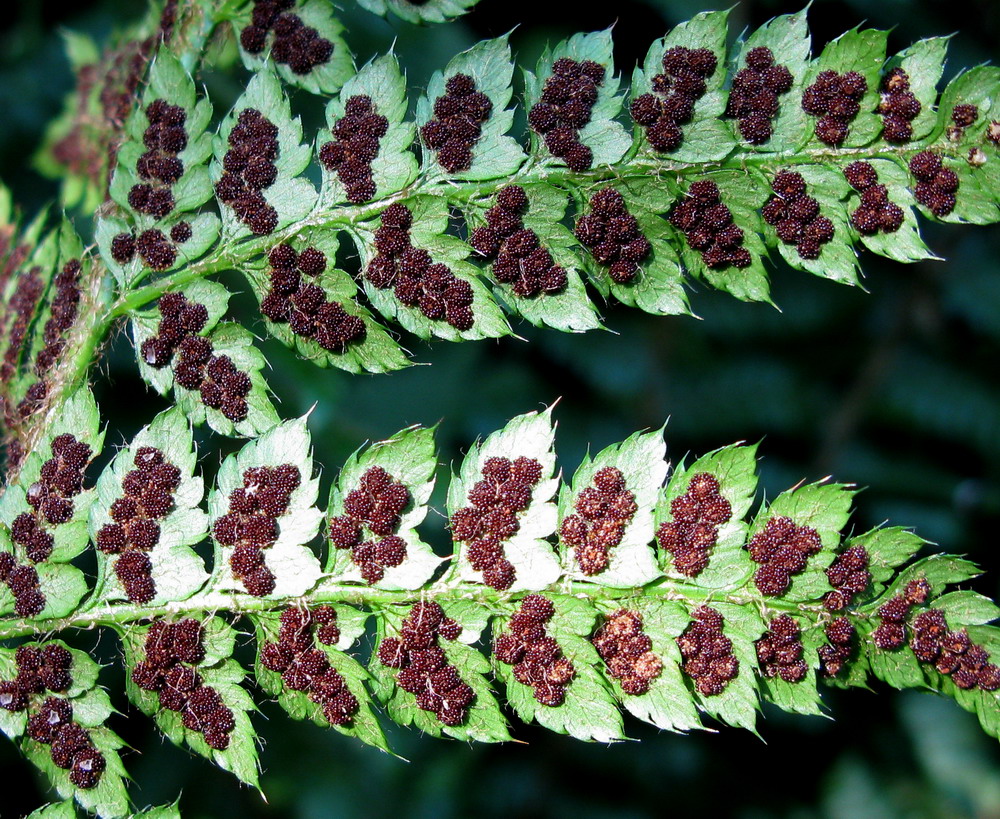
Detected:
left=0, top=576, right=832, bottom=641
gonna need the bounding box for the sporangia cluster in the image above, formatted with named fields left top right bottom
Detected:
left=948, top=102, right=979, bottom=141
left=0, top=269, right=44, bottom=386
left=110, top=226, right=183, bottom=271
left=528, top=57, right=606, bottom=170
left=421, top=73, right=494, bottom=173
left=844, top=160, right=907, bottom=233
left=747, top=514, right=822, bottom=596
left=140, top=292, right=253, bottom=422
left=12, top=434, right=92, bottom=564
left=17, top=259, right=83, bottom=420
left=318, top=94, right=389, bottom=204
left=668, top=180, right=752, bottom=269
left=260, top=242, right=365, bottom=352
left=469, top=185, right=568, bottom=297
left=823, top=544, right=870, bottom=611
left=656, top=472, right=732, bottom=577
left=449, top=455, right=544, bottom=590
left=872, top=578, right=931, bottom=651
left=128, top=99, right=188, bottom=220
left=0, top=552, right=45, bottom=616
left=559, top=466, right=638, bottom=576
left=574, top=187, right=652, bottom=285
left=0, top=246, right=35, bottom=389
left=364, top=203, right=475, bottom=330
left=725, top=46, right=794, bottom=144
left=755, top=614, right=808, bottom=683
left=494, top=595, right=576, bottom=706
left=909, top=151, right=960, bottom=217
left=0, top=644, right=105, bottom=789
left=328, top=465, right=410, bottom=584
left=260, top=606, right=360, bottom=726
left=910, top=605, right=1000, bottom=691
left=676, top=606, right=739, bottom=696
left=95, top=446, right=182, bottom=603
left=213, top=463, right=302, bottom=596
left=762, top=171, right=836, bottom=260
left=870, top=577, right=1000, bottom=693
left=215, top=108, right=281, bottom=235
left=802, top=69, right=869, bottom=146
left=878, top=68, right=921, bottom=143
left=629, top=45, right=718, bottom=152
left=591, top=608, right=663, bottom=695
left=130, top=619, right=237, bottom=750
left=819, top=616, right=855, bottom=676
left=377, top=601, right=471, bottom=726
left=241, top=0, right=335, bottom=76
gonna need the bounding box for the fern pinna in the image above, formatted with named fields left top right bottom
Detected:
left=0, top=0, right=999, bottom=815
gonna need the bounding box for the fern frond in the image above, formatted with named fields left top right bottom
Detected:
left=0, top=2, right=998, bottom=816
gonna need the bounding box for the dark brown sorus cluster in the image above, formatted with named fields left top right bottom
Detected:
left=910, top=604, right=1000, bottom=691
left=378, top=601, right=470, bottom=726
left=128, top=99, right=187, bottom=220
left=95, top=446, right=182, bottom=604
left=668, top=180, right=752, bottom=269
left=213, top=463, right=302, bottom=596
left=675, top=606, right=739, bottom=696
left=328, top=465, right=410, bottom=584
left=0, top=644, right=105, bottom=788
left=0, top=268, right=44, bottom=384
left=527, top=57, right=606, bottom=171
left=318, top=94, right=389, bottom=204
left=17, top=259, right=83, bottom=416
left=241, top=0, right=334, bottom=75
left=629, top=45, right=718, bottom=152
left=755, top=614, right=808, bottom=683
left=260, top=606, right=360, bottom=726
left=110, top=223, right=190, bottom=271
left=11, top=433, right=92, bottom=564
left=842, top=160, right=906, bottom=234
left=948, top=103, right=980, bottom=141
left=573, top=188, right=652, bottom=285
left=33, top=259, right=82, bottom=379
left=872, top=578, right=932, bottom=650
left=823, top=543, right=870, bottom=611
left=559, top=466, right=637, bottom=576
left=747, top=514, right=822, bottom=596
left=364, top=204, right=475, bottom=330
left=260, top=243, right=365, bottom=352
left=818, top=616, right=855, bottom=676
left=655, top=472, right=732, bottom=578
left=130, top=619, right=236, bottom=750
left=591, top=609, right=663, bottom=695
left=801, top=69, right=869, bottom=146
left=16, top=259, right=84, bottom=418
left=449, top=455, right=544, bottom=591
left=140, top=292, right=253, bottom=422
left=725, top=46, right=794, bottom=144
left=215, top=108, right=280, bottom=235
left=494, top=595, right=576, bottom=706
left=878, top=67, right=921, bottom=143
left=0, top=552, right=45, bottom=616
left=909, top=151, right=959, bottom=218
left=468, top=185, right=568, bottom=297
left=762, top=171, right=836, bottom=260
left=421, top=73, right=494, bottom=173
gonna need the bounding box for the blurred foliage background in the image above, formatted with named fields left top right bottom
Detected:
left=4, top=0, right=1000, bottom=816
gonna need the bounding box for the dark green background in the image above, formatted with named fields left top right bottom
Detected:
left=3, top=0, right=1000, bottom=815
